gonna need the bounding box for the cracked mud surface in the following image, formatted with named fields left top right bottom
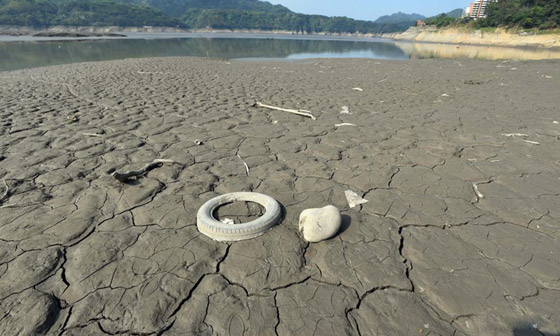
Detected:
left=0, top=57, right=559, bottom=335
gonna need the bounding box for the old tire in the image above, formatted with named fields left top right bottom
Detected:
left=197, top=192, right=281, bottom=241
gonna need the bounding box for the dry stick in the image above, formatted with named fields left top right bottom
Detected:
left=254, top=102, right=316, bottom=120
left=0, top=179, right=8, bottom=203
left=82, top=133, right=104, bottom=137
left=235, top=140, right=250, bottom=176
left=237, top=153, right=250, bottom=176
left=111, top=159, right=177, bottom=183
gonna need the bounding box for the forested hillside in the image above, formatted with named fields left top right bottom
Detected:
left=0, top=0, right=415, bottom=34
left=423, top=0, right=559, bottom=30
left=480, top=0, right=560, bottom=29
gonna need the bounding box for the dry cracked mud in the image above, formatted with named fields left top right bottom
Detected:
left=0, top=57, right=559, bottom=335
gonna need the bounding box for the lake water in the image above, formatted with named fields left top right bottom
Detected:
left=1, top=32, right=559, bottom=71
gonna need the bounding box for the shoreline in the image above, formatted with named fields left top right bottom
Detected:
left=389, top=26, right=560, bottom=49
left=1, top=25, right=559, bottom=50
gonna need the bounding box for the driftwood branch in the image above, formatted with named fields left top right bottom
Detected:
left=111, top=159, right=177, bottom=183
left=254, top=102, right=316, bottom=120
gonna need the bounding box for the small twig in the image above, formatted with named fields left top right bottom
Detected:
left=236, top=153, right=250, bottom=176
left=0, top=202, right=43, bottom=209
left=235, top=140, right=249, bottom=176
left=0, top=179, right=9, bottom=203
left=82, top=133, right=104, bottom=137
left=335, top=123, right=357, bottom=127
left=502, top=133, right=529, bottom=138
left=111, top=159, right=177, bottom=183
left=378, top=78, right=388, bottom=83
left=254, top=102, right=316, bottom=120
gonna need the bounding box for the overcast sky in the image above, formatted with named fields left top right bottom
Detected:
left=266, top=0, right=469, bottom=21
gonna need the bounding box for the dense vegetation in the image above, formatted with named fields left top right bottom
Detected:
left=0, top=0, right=179, bottom=27
left=423, top=0, right=560, bottom=30
left=478, top=0, right=560, bottom=29
left=0, top=0, right=416, bottom=34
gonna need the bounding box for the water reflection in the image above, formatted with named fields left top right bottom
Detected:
left=396, top=41, right=560, bottom=61
left=0, top=36, right=558, bottom=71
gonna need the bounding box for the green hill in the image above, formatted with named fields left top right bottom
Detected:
left=0, top=0, right=415, bottom=34
left=117, top=0, right=291, bottom=17
left=375, top=12, right=425, bottom=24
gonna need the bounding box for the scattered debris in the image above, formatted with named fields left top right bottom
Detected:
left=299, top=205, right=341, bottom=242
left=352, top=87, right=364, bottom=92
left=111, top=159, right=177, bottom=183
left=464, top=80, right=483, bottom=85
left=335, top=123, right=357, bottom=127
left=236, top=153, right=250, bottom=176
left=254, top=102, right=316, bottom=120
left=340, top=106, right=351, bottom=114
left=67, top=115, right=79, bottom=123
left=82, top=132, right=104, bottom=137
left=502, top=133, right=529, bottom=138
left=194, top=139, right=203, bottom=146
left=345, top=190, right=368, bottom=208
left=472, top=183, right=484, bottom=201
left=523, top=140, right=540, bottom=145
left=221, top=218, right=235, bottom=225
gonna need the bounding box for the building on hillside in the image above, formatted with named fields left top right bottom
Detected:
left=462, top=0, right=498, bottom=19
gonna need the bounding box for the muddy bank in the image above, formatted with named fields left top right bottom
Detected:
left=0, top=57, right=559, bottom=335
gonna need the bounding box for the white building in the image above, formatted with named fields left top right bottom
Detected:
left=462, top=0, right=498, bottom=19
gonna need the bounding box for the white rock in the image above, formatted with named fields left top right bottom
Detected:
left=299, top=205, right=341, bottom=243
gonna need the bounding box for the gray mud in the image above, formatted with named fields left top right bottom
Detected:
left=0, top=57, right=559, bottom=335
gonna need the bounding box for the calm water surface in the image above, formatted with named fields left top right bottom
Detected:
left=1, top=33, right=559, bottom=71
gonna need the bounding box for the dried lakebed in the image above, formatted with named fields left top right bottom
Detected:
left=0, top=57, right=559, bottom=335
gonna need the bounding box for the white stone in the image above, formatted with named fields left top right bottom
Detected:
left=299, top=205, right=341, bottom=243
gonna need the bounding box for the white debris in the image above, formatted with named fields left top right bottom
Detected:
left=335, top=123, right=357, bottom=127
left=472, top=183, right=484, bottom=200
left=220, top=218, right=235, bottom=225
left=554, top=121, right=559, bottom=124
left=523, top=140, right=540, bottom=145
left=544, top=75, right=553, bottom=79
left=502, top=133, right=529, bottom=138
left=442, top=93, right=450, bottom=97
left=352, top=87, right=364, bottom=92
left=340, top=106, right=352, bottom=114
left=345, top=190, right=368, bottom=208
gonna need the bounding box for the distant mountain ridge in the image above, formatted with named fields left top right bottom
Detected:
left=0, top=0, right=421, bottom=34
left=375, top=12, right=425, bottom=24
left=116, top=0, right=291, bottom=17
